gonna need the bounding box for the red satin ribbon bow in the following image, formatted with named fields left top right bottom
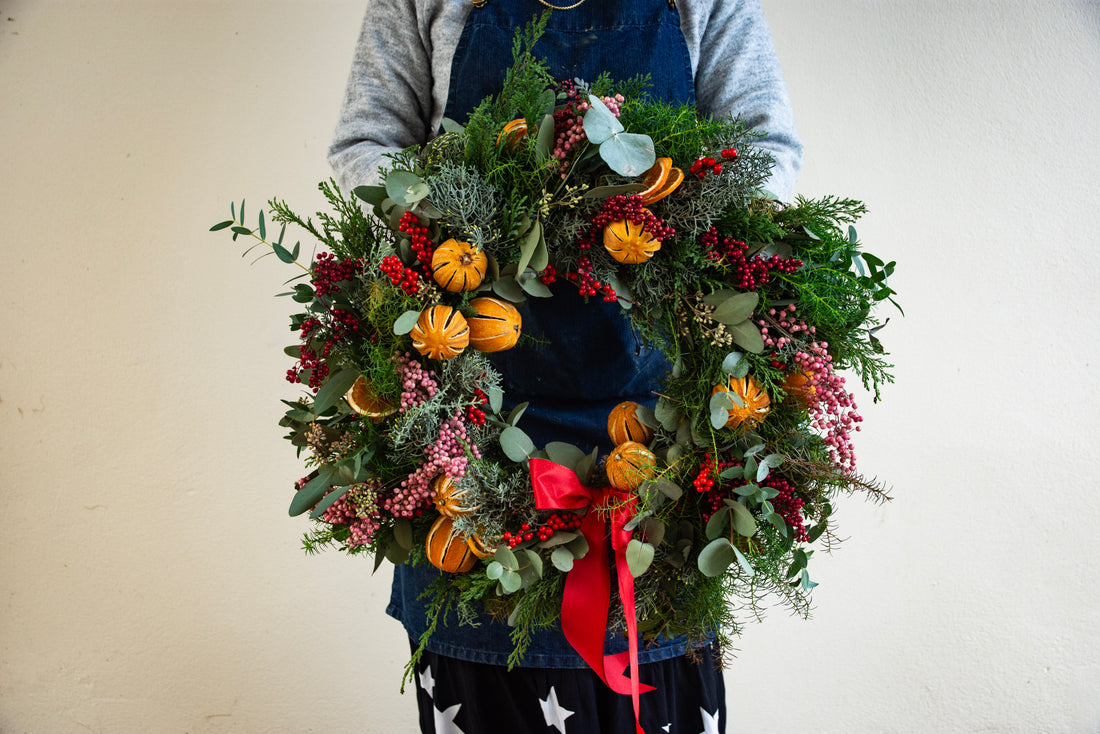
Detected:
left=529, top=457, right=654, bottom=734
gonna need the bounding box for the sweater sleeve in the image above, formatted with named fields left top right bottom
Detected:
left=328, top=1, right=440, bottom=191
left=685, top=0, right=803, bottom=201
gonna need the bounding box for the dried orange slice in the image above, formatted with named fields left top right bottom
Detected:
left=643, top=165, right=683, bottom=205
left=345, top=375, right=396, bottom=421
left=496, top=118, right=528, bottom=151
left=638, top=157, right=683, bottom=205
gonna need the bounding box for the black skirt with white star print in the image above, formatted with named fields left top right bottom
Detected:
left=411, top=641, right=726, bottom=734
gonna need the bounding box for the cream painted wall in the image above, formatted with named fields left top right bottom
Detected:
left=1, top=1, right=1097, bottom=732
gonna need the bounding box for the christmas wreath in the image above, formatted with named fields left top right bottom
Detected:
left=214, top=18, right=897, bottom=692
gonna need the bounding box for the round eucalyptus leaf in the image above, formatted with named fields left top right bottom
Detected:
left=698, top=538, right=736, bottom=578
left=599, top=132, right=655, bottom=177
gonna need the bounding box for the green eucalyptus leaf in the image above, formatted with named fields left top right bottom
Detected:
left=231, top=226, right=252, bottom=236
left=566, top=533, right=590, bottom=559
left=393, top=518, right=414, bottom=551
left=727, top=320, right=765, bottom=354
left=353, top=185, right=387, bottom=207
left=732, top=545, right=756, bottom=577
left=288, top=469, right=334, bottom=517
left=522, top=548, right=543, bottom=578
left=210, top=220, right=233, bottom=232
left=743, top=456, right=758, bottom=482
left=582, top=95, right=624, bottom=143
left=654, top=398, right=681, bottom=431
left=545, top=442, right=586, bottom=474
left=599, top=132, right=655, bottom=177
left=494, top=546, right=519, bottom=570
left=721, top=351, right=746, bottom=376
left=500, top=569, right=522, bottom=593
left=308, top=483, right=352, bottom=520
left=385, top=541, right=410, bottom=565
left=519, top=271, right=553, bottom=298
left=698, top=538, right=736, bottom=577
left=538, top=531, right=578, bottom=549
left=640, top=517, right=666, bottom=547
left=551, top=546, right=574, bottom=572
left=500, top=425, right=535, bottom=462
left=441, top=117, right=464, bottom=134
left=728, top=501, right=758, bottom=537
left=486, top=561, right=504, bottom=580
left=574, top=447, right=598, bottom=484
left=711, top=292, right=759, bottom=325
left=492, top=277, right=526, bottom=303
left=507, top=402, right=529, bottom=426
left=515, top=219, right=542, bottom=276
left=535, top=113, right=555, bottom=160
left=801, top=568, right=818, bottom=590
left=705, top=506, right=730, bottom=541
left=626, top=539, right=655, bottom=578
left=393, top=309, right=421, bottom=335
left=487, top=385, right=504, bottom=414
left=385, top=171, right=424, bottom=207
left=313, top=368, right=360, bottom=415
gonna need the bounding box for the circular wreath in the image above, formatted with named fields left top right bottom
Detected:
left=214, top=35, right=897, bottom=669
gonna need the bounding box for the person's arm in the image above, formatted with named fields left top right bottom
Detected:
left=683, top=0, right=803, bottom=200
left=328, top=1, right=457, bottom=191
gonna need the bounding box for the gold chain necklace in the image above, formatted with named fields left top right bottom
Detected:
left=537, top=0, right=588, bottom=9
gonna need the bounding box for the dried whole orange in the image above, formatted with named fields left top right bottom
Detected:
left=425, top=515, right=477, bottom=574
left=712, top=376, right=771, bottom=429
left=607, top=400, right=654, bottom=446
left=345, top=375, right=396, bottom=421
left=467, top=296, right=522, bottom=352
left=603, top=216, right=661, bottom=264
left=782, top=370, right=816, bottom=405
left=431, top=238, right=488, bottom=293
left=410, top=305, right=470, bottom=361
left=432, top=474, right=477, bottom=518
left=605, top=441, right=658, bottom=491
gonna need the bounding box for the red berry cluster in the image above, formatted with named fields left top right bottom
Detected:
left=766, top=476, right=809, bottom=542
left=539, top=263, right=558, bottom=285
left=577, top=195, right=675, bottom=251
left=465, top=388, right=488, bottom=425
left=398, top=211, right=434, bottom=268
left=312, top=252, right=364, bottom=298
left=285, top=307, right=361, bottom=392
left=689, top=148, right=738, bottom=179
left=502, top=512, right=584, bottom=547
left=700, top=226, right=802, bottom=290
left=565, top=256, right=617, bottom=301
left=379, top=255, right=421, bottom=295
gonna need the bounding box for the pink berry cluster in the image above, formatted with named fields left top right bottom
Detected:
left=792, top=342, right=862, bottom=474
left=550, top=92, right=625, bottom=176
left=383, top=413, right=481, bottom=518
left=759, top=305, right=815, bottom=351
left=701, top=226, right=802, bottom=290
left=322, top=480, right=384, bottom=548
left=312, top=251, right=364, bottom=298
left=394, top=351, right=438, bottom=412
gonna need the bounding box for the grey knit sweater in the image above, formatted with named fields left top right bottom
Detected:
left=328, top=0, right=802, bottom=199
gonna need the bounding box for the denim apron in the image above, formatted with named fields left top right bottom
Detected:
left=389, top=0, right=696, bottom=668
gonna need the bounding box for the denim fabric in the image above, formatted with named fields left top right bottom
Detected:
left=389, top=0, right=696, bottom=668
